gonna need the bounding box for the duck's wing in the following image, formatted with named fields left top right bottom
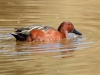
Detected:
left=14, top=25, right=49, bottom=35
left=26, top=25, right=54, bottom=31
left=14, top=24, right=57, bottom=35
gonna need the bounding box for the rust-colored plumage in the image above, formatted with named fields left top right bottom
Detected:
left=11, top=21, right=82, bottom=42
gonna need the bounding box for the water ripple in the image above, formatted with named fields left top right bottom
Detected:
left=0, top=28, right=93, bottom=58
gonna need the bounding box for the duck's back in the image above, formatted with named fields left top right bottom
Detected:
left=15, top=25, right=56, bottom=35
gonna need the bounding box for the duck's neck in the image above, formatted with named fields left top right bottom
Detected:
left=57, top=30, right=66, bottom=39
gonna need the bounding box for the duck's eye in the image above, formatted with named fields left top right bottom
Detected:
left=67, top=25, right=73, bottom=32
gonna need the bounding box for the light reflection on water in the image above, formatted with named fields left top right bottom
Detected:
left=0, top=28, right=92, bottom=75
left=0, top=0, right=100, bottom=75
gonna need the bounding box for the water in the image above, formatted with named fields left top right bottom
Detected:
left=0, top=0, right=100, bottom=75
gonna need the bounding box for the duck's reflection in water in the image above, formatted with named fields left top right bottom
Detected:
left=13, top=39, right=78, bottom=58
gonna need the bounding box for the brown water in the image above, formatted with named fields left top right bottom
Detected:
left=0, top=0, right=100, bottom=75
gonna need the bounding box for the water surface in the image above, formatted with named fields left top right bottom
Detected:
left=0, top=0, right=100, bottom=75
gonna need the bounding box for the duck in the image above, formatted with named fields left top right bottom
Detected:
left=11, top=21, right=82, bottom=42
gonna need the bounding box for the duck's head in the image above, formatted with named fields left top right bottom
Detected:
left=58, top=21, right=82, bottom=35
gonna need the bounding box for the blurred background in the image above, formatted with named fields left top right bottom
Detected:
left=0, top=0, right=100, bottom=75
